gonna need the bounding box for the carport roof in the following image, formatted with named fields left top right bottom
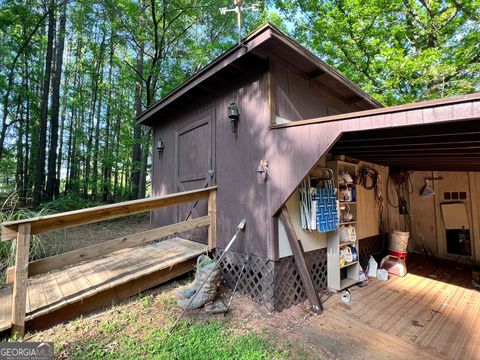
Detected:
left=274, top=92, right=480, bottom=172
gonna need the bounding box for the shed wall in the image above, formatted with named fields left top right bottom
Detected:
left=274, top=62, right=365, bottom=122
left=151, top=70, right=271, bottom=258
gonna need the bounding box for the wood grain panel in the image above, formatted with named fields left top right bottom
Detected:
left=322, top=255, right=480, bottom=360
left=0, top=238, right=207, bottom=333
left=2, top=187, right=214, bottom=241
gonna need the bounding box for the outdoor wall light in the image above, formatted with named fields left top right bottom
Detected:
left=228, top=102, right=240, bottom=133
left=257, top=159, right=269, bottom=181
left=156, top=138, right=165, bottom=154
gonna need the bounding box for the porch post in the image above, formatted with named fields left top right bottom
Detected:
left=11, top=222, right=31, bottom=337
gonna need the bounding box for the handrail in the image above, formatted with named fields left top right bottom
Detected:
left=3, top=186, right=217, bottom=337
left=1, top=186, right=217, bottom=241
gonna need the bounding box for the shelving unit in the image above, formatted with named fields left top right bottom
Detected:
left=326, top=160, right=360, bottom=291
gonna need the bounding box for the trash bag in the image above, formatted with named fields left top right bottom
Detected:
left=176, top=255, right=220, bottom=310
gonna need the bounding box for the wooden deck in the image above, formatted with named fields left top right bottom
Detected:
left=323, top=255, right=480, bottom=360
left=0, top=238, right=207, bottom=333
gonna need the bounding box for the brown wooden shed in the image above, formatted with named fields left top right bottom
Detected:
left=138, top=23, right=480, bottom=311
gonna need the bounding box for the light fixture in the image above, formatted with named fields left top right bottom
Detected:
left=257, top=159, right=269, bottom=181
left=156, top=138, right=165, bottom=154
left=228, top=102, right=240, bottom=133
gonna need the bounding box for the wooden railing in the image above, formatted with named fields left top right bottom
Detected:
left=1, top=186, right=217, bottom=337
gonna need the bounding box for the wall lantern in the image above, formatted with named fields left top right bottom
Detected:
left=156, top=138, right=165, bottom=154
left=228, top=102, right=240, bottom=133
left=257, top=159, right=269, bottom=181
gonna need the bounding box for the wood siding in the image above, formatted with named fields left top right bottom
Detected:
left=268, top=97, right=480, bottom=220
left=151, top=56, right=480, bottom=261
left=152, top=70, right=271, bottom=257
left=274, top=62, right=365, bottom=121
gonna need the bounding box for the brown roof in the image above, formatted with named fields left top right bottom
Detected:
left=137, top=23, right=382, bottom=126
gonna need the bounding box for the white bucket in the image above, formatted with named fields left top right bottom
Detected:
left=389, top=230, right=409, bottom=252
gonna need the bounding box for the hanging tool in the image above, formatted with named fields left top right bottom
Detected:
left=168, top=219, right=247, bottom=334
left=420, top=177, right=442, bottom=197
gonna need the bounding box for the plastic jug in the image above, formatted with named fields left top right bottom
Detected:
left=340, top=246, right=353, bottom=262
left=368, top=256, right=378, bottom=277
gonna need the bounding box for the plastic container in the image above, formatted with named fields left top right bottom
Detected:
left=377, top=269, right=389, bottom=281
left=389, top=230, right=409, bottom=252
left=380, top=255, right=407, bottom=277
left=388, top=249, right=408, bottom=261
left=367, top=256, right=378, bottom=277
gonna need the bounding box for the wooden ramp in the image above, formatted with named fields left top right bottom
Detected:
left=0, top=238, right=207, bottom=333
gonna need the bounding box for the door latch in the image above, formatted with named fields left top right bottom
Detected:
left=208, top=169, right=215, bottom=178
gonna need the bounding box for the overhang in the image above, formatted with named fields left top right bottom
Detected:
left=137, top=23, right=382, bottom=126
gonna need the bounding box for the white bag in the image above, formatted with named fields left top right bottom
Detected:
left=367, top=256, right=378, bottom=277
left=377, top=269, right=389, bottom=281
left=339, top=225, right=349, bottom=243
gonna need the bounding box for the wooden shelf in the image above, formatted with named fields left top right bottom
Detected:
left=340, top=261, right=358, bottom=269
left=340, top=277, right=359, bottom=290
left=326, top=160, right=360, bottom=292
left=338, top=221, right=357, bottom=226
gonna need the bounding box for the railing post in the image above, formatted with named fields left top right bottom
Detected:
left=11, top=222, right=31, bottom=337
left=208, top=189, right=217, bottom=250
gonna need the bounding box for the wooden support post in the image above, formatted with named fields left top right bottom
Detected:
left=11, top=223, right=31, bottom=337
left=279, top=207, right=322, bottom=314
left=208, top=189, right=217, bottom=250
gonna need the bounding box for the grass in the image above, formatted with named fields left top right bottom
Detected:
left=68, top=321, right=289, bottom=360
left=22, top=281, right=307, bottom=360
left=26, top=288, right=297, bottom=360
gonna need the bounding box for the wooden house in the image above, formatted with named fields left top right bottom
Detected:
left=137, top=23, right=480, bottom=312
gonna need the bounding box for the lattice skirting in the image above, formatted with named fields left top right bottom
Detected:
left=212, top=250, right=275, bottom=310
left=214, top=235, right=384, bottom=312
left=273, top=248, right=327, bottom=311
left=358, top=234, right=387, bottom=269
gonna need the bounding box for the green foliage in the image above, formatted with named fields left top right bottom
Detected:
left=70, top=321, right=289, bottom=360
left=41, top=193, right=101, bottom=213
left=273, top=0, right=480, bottom=105
left=0, top=204, right=64, bottom=288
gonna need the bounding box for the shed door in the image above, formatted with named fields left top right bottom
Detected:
left=175, top=113, right=215, bottom=222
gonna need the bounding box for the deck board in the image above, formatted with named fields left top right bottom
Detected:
left=0, top=237, right=207, bottom=333
left=323, top=255, right=480, bottom=360
left=26, top=277, right=49, bottom=319
left=0, top=286, right=12, bottom=332
left=52, top=270, right=80, bottom=304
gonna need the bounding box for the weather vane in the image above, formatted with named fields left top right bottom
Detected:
left=220, top=0, right=259, bottom=45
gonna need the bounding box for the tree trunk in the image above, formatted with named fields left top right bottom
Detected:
left=91, top=88, right=103, bottom=199
left=33, top=0, right=55, bottom=208
left=46, top=0, right=66, bottom=200
left=139, top=127, right=151, bottom=198
left=22, top=55, right=30, bottom=204
left=102, top=37, right=115, bottom=202
left=84, top=33, right=105, bottom=198
left=130, top=45, right=144, bottom=200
